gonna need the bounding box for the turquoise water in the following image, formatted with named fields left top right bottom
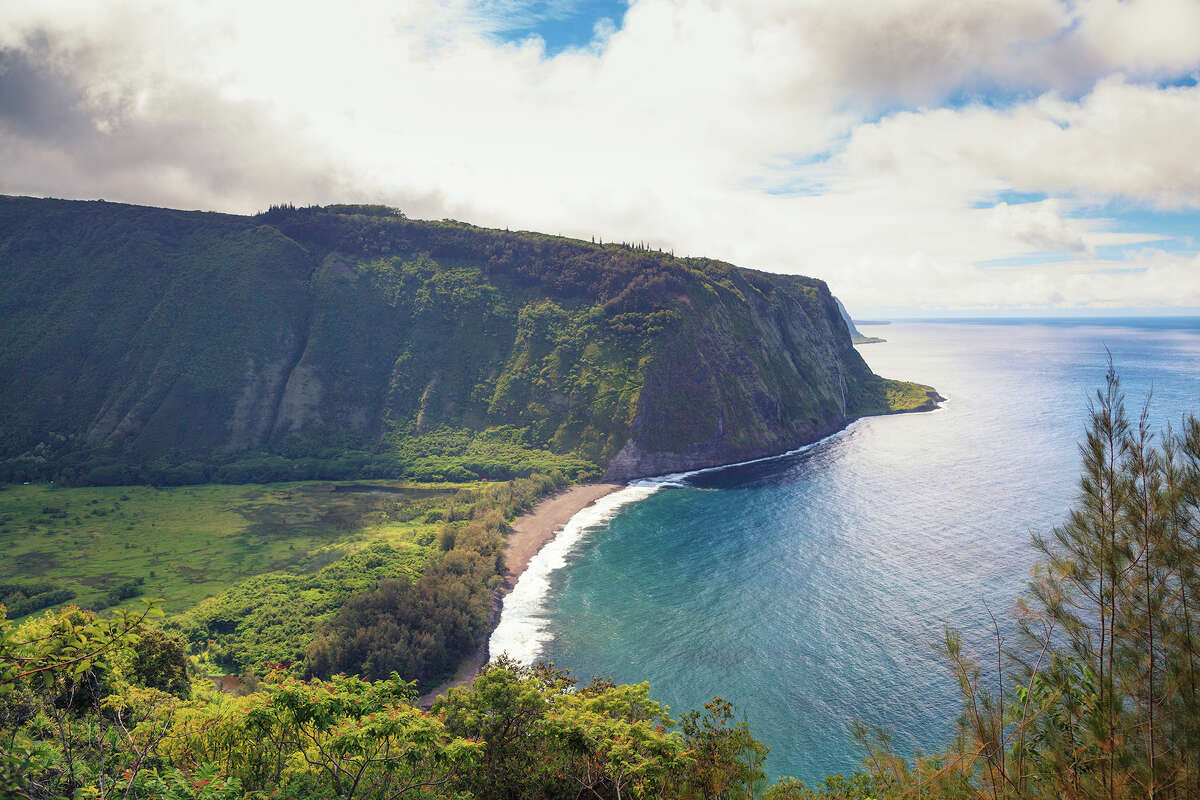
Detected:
left=533, top=319, right=1200, bottom=782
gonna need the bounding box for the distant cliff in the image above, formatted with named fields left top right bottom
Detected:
left=0, top=196, right=937, bottom=485
left=834, top=297, right=886, bottom=346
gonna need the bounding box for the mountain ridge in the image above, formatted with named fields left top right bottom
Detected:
left=0, top=195, right=937, bottom=485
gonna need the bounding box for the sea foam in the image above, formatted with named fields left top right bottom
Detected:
left=488, top=484, right=662, bottom=665
left=488, top=421, right=871, bottom=666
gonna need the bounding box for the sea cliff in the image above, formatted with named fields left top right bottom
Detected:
left=0, top=196, right=936, bottom=485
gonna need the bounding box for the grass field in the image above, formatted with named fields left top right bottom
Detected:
left=882, top=378, right=941, bottom=412
left=2, top=474, right=564, bottom=675
left=0, top=480, right=464, bottom=617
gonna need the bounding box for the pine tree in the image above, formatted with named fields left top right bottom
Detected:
left=870, top=369, right=1200, bottom=800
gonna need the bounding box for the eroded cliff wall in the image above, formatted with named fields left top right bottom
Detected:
left=0, top=196, right=927, bottom=484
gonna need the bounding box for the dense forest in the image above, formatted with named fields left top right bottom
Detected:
left=3, top=374, right=1198, bottom=798
left=180, top=474, right=566, bottom=686
left=0, top=196, right=934, bottom=487
left=1, top=472, right=570, bottom=705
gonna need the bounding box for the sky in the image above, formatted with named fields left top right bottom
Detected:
left=1, top=0, right=1198, bottom=316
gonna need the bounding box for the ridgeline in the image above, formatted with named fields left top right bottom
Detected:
left=0, top=196, right=935, bottom=487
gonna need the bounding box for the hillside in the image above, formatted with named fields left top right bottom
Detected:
left=0, top=196, right=936, bottom=485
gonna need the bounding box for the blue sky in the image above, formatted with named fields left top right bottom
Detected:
left=1, top=0, right=1198, bottom=315
left=489, top=0, right=628, bottom=53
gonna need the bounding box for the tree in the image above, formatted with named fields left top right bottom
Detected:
left=0, top=601, right=162, bottom=797
left=434, top=657, right=572, bottom=799
left=855, top=370, right=1200, bottom=800
left=169, top=672, right=479, bottom=799
left=678, top=697, right=768, bottom=799
left=130, top=628, right=190, bottom=698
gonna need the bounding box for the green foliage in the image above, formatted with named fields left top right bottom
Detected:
left=764, top=772, right=887, bottom=799
left=0, top=582, right=75, bottom=618
left=434, top=658, right=765, bottom=799
left=93, top=577, right=145, bottom=610
left=678, top=697, right=769, bottom=799
left=0, top=602, right=161, bottom=694
left=392, top=426, right=599, bottom=482
left=547, top=679, right=691, bottom=799
left=2, top=604, right=774, bottom=800
left=128, top=764, right=244, bottom=800
left=0, top=196, right=912, bottom=487
left=0, top=602, right=169, bottom=798
left=130, top=628, right=191, bottom=698
left=173, top=542, right=437, bottom=673
left=305, top=559, right=494, bottom=686
left=169, top=672, right=477, bottom=799
left=0, top=482, right=452, bottom=617
left=848, top=377, right=940, bottom=417
left=434, top=658, right=572, bottom=798
left=306, top=473, right=565, bottom=687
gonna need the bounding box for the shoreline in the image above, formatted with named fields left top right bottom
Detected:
left=416, top=399, right=947, bottom=706
left=498, top=483, right=625, bottom=594
left=418, top=482, right=622, bottom=706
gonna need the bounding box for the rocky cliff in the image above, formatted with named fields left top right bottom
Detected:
left=0, top=196, right=935, bottom=485
left=605, top=269, right=883, bottom=479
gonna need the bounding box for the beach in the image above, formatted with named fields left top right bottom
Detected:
left=418, top=482, right=623, bottom=705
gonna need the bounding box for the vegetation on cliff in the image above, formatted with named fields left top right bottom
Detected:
left=0, top=196, right=930, bottom=487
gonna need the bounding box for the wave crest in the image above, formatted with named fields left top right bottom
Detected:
left=487, top=485, right=661, bottom=665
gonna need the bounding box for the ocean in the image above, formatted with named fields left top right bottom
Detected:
left=489, top=318, right=1200, bottom=783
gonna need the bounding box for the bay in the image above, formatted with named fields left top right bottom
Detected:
left=525, top=318, right=1200, bottom=782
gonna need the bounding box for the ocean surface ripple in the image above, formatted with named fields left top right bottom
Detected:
left=499, top=319, right=1200, bottom=782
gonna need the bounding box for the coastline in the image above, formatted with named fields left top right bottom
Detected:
left=418, top=482, right=622, bottom=706
left=416, top=397, right=947, bottom=707
left=498, top=483, right=625, bottom=594
left=628, top=395, right=946, bottom=487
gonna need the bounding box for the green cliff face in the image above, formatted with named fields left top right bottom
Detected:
left=605, top=266, right=905, bottom=479
left=0, top=196, right=935, bottom=484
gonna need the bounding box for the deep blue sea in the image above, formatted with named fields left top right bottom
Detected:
left=492, top=319, right=1200, bottom=783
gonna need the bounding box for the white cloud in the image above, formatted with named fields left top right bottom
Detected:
left=1052, top=0, right=1200, bottom=86
left=987, top=200, right=1092, bottom=255
left=0, top=0, right=1198, bottom=313
left=840, top=249, right=1200, bottom=312
left=833, top=77, right=1200, bottom=209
